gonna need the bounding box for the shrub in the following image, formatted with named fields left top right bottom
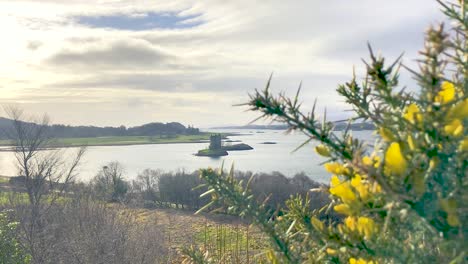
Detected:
left=92, top=161, right=129, bottom=202
left=185, top=1, right=467, bottom=263
left=11, top=193, right=168, bottom=264
left=0, top=210, right=31, bottom=264
left=132, top=169, right=162, bottom=206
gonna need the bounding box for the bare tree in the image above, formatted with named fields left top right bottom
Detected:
left=92, top=161, right=129, bottom=202
left=132, top=169, right=162, bottom=206
left=4, top=106, right=86, bottom=263
left=5, top=106, right=85, bottom=205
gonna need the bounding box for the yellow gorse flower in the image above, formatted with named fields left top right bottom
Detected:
left=311, top=216, right=324, bottom=231
left=351, top=175, right=370, bottom=200
left=435, top=81, right=455, bottom=104
left=378, top=127, right=394, bottom=142
left=444, top=118, right=463, bottom=137
left=362, top=155, right=381, bottom=168
left=330, top=175, right=341, bottom=187
left=330, top=181, right=356, bottom=203
left=384, top=142, right=407, bottom=176
left=407, top=135, right=416, bottom=151
left=324, top=162, right=349, bottom=175
left=334, top=203, right=352, bottom=215
left=330, top=175, right=357, bottom=208
left=448, top=98, right=468, bottom=119
left=429, top=158, right=438, bottom=170
left=331, top=174, right=380, bottom=213
left=362, top=156, right=373, bottom=166
left=357, top=217, right=376, bottom=239
left=403, top=104, right=422, bottom=124
left=373, top=156, right=381, bottom=168
left=349, top=257, right=377, bottom=264
left=315, top=144, right=331, bottom=157
left=460, top=137, right=468, bottom=152
left=344, top=216, right=376, bottom=239
left=371, top=181, right=382, bottom=193
left=345, top=216, right=356, bottom=230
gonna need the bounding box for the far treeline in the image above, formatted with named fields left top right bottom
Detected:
left=213, top=122, right=375, bottom=131
left=0, top=117, right=200, bottom=139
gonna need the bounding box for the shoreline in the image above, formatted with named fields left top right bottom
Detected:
left=0, top=132, right=245, bottom=152
left=0, top=139, right=214, bottom=152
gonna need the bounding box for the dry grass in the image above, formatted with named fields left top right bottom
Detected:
left=131, top=208, right=244, bottom=246
left=128, top=207, right=268, bottom=262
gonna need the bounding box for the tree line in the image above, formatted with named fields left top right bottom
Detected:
left=86, top=162, right=334, bottom=220
left=0, top=116, right=200, bottom=139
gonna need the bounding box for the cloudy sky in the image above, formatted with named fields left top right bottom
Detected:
left=0, top=0, right=444, bottom=128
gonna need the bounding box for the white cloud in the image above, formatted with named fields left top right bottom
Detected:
left=46, top=39, right=175, bottom=70
left=0, top=0, right=445, bottom=127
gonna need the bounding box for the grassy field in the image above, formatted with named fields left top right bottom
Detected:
left=0, top=133, right=224, bottom=147
left=130, top=207, right=267, bottom=262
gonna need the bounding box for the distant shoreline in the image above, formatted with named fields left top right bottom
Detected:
left=212, top=122, right=376, bottom=131
left=0, top=140, right=212, bottom=152
left=0, top=133, right=240, bottom=151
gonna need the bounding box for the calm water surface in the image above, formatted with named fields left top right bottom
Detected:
left=0, top=129, right=374, bottom=183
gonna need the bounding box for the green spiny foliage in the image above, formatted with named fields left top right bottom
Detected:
left=183, top=1, right=467, bottom=263
left=0, top=210, right=31, bottom=264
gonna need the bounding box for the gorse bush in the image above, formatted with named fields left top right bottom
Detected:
left=0, top=210, right=31, bottom=264
left=184, top=1, right=467, bottom=263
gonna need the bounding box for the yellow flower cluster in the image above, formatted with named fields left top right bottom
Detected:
left=384, top=142, right=407, bottom=176
left=448, top=98, right=468, bottom=119
left=362, top=155, right=381, bottom=168
left=435, top=81, right=455, bottom=104
left=330, top=175, right=356, bottom=203
left=439, top=81, right=467, bottom=137
left=444, top=119, right=463, bottom=137
left=342, top=216, right=377, bottom=239
left=329, top=164, right=381, bottom=216
left=349, top=257, right=377, bottom=264
left=325, top=162, right=350, bottom=175
left=403, top=82, right=466, bottom=137
left=403, top=104, right=422, bottom=125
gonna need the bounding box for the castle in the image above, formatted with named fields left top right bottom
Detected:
left=209, top=134, right=222, bottom=150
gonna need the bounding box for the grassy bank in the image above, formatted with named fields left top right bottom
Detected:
left=0, top=133, right=230, bottom=148
left=196, top=148, right=229, bottom=157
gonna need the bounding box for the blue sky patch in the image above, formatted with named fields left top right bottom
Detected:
left=76, top=12, right=202, bottom=30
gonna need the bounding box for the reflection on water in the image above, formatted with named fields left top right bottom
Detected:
left=0, top=129, right=374, bottom=183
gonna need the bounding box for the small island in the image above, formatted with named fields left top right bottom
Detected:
left=222, top=143, right=253, bottom=151
left=195, top=134, right=253, bottom=157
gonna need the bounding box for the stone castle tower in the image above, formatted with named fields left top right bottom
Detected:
left=209, top=134, right=222, bottom=150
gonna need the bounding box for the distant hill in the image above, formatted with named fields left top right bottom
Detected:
left=212, top=124, right=288, bottom=130
left=0, top=117, right=200, bottom=139
left=213, top=122, right=375, bottom=131
left=332, top=122, right=375, bottom=131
